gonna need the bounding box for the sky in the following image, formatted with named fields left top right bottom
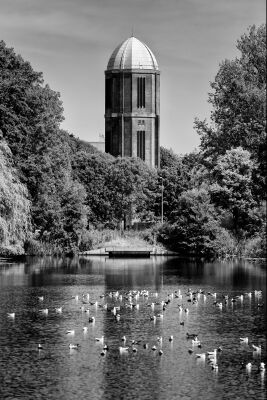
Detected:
left=0, top=0, right=265, bottom=154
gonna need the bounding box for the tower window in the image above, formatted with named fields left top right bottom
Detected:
left=137, top=131, right=145, bottom=160
left=137, top=77, right=145, bottom=108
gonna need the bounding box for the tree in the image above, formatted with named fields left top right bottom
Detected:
left=108, top=157, right=157, bottom=225
left=157, top=188, right=233, bottom=257
left=194, top=25, right=266, bottom=200
left=209, top=147, right=257, bottom=238
left=0, top=137, right=31, bottom=254
left=0, top=41, right=64, bottom=163
left=72, top=150, right=114, bottom=226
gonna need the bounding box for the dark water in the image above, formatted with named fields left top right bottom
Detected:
left=0, top=256, right=266, bottom=400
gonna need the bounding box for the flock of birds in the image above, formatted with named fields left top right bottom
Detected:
left=7, top=287, right=265, bottom=375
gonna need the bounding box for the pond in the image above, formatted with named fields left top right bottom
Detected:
left=0, top=256, right=266, bottom=400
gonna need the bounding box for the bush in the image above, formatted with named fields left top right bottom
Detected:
left=243, top=231, right=266, bottom=258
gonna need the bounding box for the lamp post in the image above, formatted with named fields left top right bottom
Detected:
left=161, top=177, right=164, bottom=224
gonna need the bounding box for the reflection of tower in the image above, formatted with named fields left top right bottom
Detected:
left=105, top=37, right=160, bottom=168
left=101, top=257, right=162, bottom=400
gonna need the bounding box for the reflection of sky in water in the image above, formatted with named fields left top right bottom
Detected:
left=0, top=256, right=266, bottom=400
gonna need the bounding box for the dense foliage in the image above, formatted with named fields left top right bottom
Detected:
left=0, top=136, right=31, bottom=255
left=0, top=25, right=266, bottom=258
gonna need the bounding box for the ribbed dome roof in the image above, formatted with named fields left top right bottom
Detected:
left=107, top=37, right=159, bottom=71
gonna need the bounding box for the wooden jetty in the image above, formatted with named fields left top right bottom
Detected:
left=106, top=247, right=151, bottom=258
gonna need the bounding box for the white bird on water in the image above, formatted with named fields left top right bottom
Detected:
left=240, top=337, right=248, bottom=344
left=39, top=309, right=48, bottom=315
left=252, top=344, right=261, bottom=352
left=207, top=349, right=217, bottom=357
left=196, top=353, right=206, bottom=360
left=119, top=346, right=129, bottom=353
left=95, top=336, right=104, bottom=343
left=7, top=313, right=15, bottom=318
left=69, top=344, right=80, bottom=349
left=259, top=362, right=265, bottom=371
left=66, top=330, right=75, bottom=335
left=55, top=307, right=62, bottom=313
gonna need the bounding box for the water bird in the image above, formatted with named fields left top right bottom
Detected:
left=119, top=346, right=129, bottom=353
left=188, top=348, right=193, bottom=354
left=196, top=353, right=206, bottom=360
left=259, top=362, right=265, bottom=371
left=254, top=290, right=262, bottom=296
left=157, top=336, right=162, bottom=344
left=95, top=336, right=104, bottom=343
left=66, top=330, right=75, bottom=335
left=184, top=308, right=189, bottom=313
left=152, top=345, right=157, bottom=351
left=100, top=350, right=106, bottom=356
left=231, top=298, right=237, bottom=303
left=69, top=344, right=80, bottom=349
left=252, top=344, right=261, bottom=352
left=121, top=335, right=126, bottom=342
left=143, top=343, right=148, bottom=349
left=246, top=362, right=252, bottom=369
left=38, top=296, right=44, bottom=301
left=217, top=346, right=223, bottom=352
left=132, top=340, right=142, bottom=345
left=240, top=337, right=248, bottom=344
left=211, top=364, right=218, bottom=371
left=180, top=321, right=184, bottom=326
left=192, top=338, right=201, bottom=346
left=103, top=344, right=109, bottom=351
left=83, top=327, right=88, bottom=333
left=38, top=344, right=43, bottom=350
left=159, top=350, right=163, bottom=356
left=39, top=309, right=48, bottom=315
left=132, top=347, right=137, bottom=353
left=88, top=317, right=95, bottom=323
left=169, top=335, right=174, bottom=342
left=72, top=295, right=79, bottom=301
left=55, top=307, right=62, bottom=313
left=7, top=313, right=15, bottom=318
left=211, top=293, right=217, bottom=298
left=115, top=314, right=120, bottom=322
left=156, top=313, right=164, bottom=318
left=150, top=315, right=156, bottom=321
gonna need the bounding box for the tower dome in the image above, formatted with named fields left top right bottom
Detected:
left=107, top=37, right=159, bottom=71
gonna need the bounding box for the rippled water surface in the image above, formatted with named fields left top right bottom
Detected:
left=0, top=256, right=266, bottom=400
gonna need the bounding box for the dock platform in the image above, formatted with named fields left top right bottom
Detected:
left=106, top=247, right=151, bottom=258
